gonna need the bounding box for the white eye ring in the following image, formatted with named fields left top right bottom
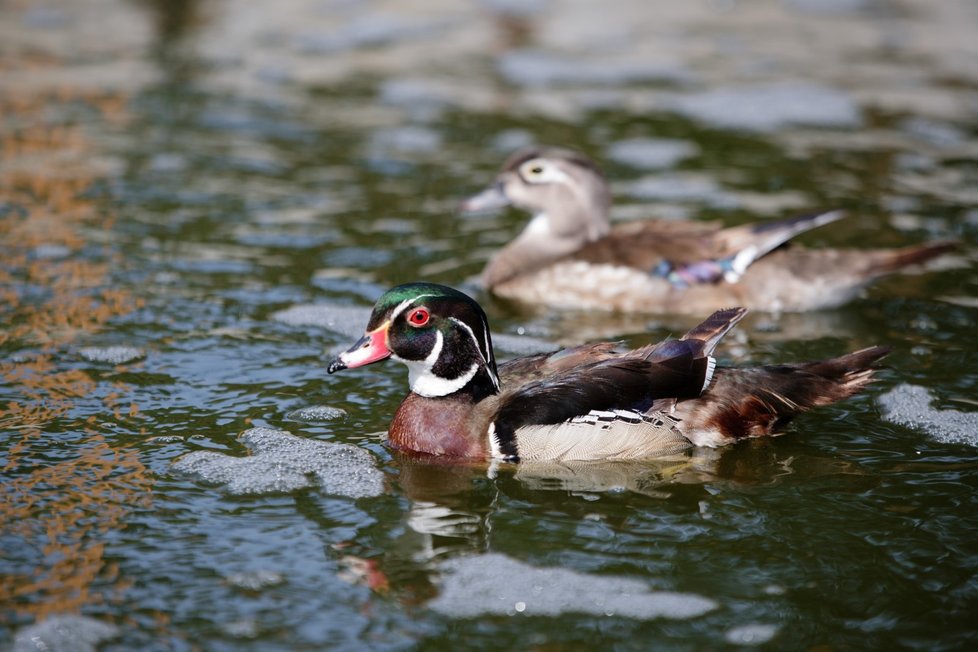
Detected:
left=520, top=160, right=569, bottom=184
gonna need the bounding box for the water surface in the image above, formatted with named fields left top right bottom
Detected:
left=2, top=0, right=977, bottom=649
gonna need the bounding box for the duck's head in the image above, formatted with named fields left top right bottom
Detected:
left=327, top=283, right=500, bottom=399
left=461, top=146, right=612, bottom=242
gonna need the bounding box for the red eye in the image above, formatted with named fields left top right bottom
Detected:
left=407, top=308, right=430, bottom=327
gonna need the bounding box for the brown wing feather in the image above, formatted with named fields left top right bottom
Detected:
left=573, top=220, right=725, bottom=269
left=498, top=342, right=619, bottom=388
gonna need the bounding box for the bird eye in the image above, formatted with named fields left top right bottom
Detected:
left=407, top=308, right=430, bottom=327
left=522, top=161, right=547, bottom=178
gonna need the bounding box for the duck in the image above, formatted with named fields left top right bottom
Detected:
left=327, top=282, right=889, bottom=462
left=460, top=146, right=956, bottom=314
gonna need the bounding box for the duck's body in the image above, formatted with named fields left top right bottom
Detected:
left=463, top=146, right=955, bottom=314
left=489, top=241, right=944, bottom=314
left=328, top=283, right=888, bottom=462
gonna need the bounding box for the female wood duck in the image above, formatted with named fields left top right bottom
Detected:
left=461, top=146, right=955, bottom=314
left=327, top=282, right=889, bottom=462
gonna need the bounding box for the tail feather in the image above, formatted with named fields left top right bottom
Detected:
left=790, top=345, right=891, bottom=408
left=866, top=241, right=957, bottom=276
left=674, top=346, right=890, bottom=446
left=799, top=345, right=891, bottom=381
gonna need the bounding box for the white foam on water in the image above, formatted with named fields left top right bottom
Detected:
left=222, top=619, right=259, bottom=639
left=285, top=405, right=348, bottom=423
left=429, top=553, right=717, bottom=620
left=172, top=427, right=384, bottom=498
left=878, top=384, right=978, bottom=447
left=725, top=623, right=779, bottom=646
left=12, top=615, right=118, bottom=652
left=78, top=346, right=145, bottom=364
left=225, top=570, right=286, bottom=591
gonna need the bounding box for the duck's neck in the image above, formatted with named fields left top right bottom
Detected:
left=483, top=210, right=598, bottom=288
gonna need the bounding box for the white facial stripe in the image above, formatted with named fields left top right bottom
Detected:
left=481, top=317, right=497, bottom=384
left=449, top=316, right=482, bottom=360
left=389, top=294, right=439, bottom=323
left=449, top=316, right=499, bottom=389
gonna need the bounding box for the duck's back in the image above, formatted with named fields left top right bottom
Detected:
left=573, top=219, right=727, bottom=270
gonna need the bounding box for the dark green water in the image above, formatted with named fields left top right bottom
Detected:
left=2, top=1, right=978, bottom=649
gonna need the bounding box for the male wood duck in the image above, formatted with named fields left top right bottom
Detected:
left=327, top=282, right=889, bottom=462
left=461, top=146, right=955, bottom=314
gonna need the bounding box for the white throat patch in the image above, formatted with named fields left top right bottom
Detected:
left=394, top=330, right=480, bottom=398
left=405, top=361, right=480, bottom=398
left=524, top=212, right=552, bottom=237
